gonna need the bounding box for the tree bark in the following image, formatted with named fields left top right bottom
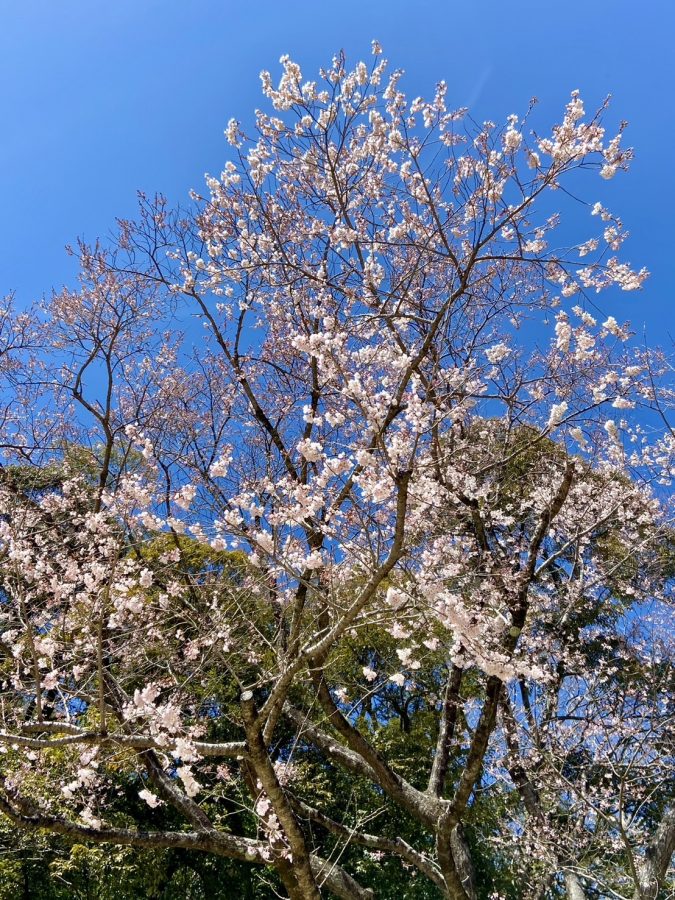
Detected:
left=564, top=870, right=586, bottom=900
left=634, top=806, right=675, bottom=900
left=428, top=664, right=463, bottom=797
left=449, top=824, right=477, bottom=900
left=241, top=691, right=321, bottom=900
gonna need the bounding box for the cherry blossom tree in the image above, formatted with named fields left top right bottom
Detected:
left=0, top=46, right=672, bottom=899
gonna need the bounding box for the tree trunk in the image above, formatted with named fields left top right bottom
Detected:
left=449, top=825, right=477, bottom=900
left=564, top=870, right=586, bottom=900
left=633, top=806, right=675, bottom=900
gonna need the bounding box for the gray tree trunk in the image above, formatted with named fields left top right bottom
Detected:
left=449, top=824, right=477, bottom=900
left=564, top=870, right=586, bottom=900
left=633, top=806, right=675, bottom=900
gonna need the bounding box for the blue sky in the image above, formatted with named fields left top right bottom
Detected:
left=1, top=0, right=673, bottom=339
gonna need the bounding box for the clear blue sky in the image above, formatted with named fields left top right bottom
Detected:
left=1, top=0, right=673, bottom=338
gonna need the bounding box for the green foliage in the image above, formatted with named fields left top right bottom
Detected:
left=0, top=826, right=276, bottom=899
left=0, top=432, right=670, bottom=898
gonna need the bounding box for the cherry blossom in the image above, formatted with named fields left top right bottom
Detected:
left=0, top=46, right=671, bottom=900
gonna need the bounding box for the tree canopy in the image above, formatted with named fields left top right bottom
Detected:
left=0, top=47, right=672, bottom=899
